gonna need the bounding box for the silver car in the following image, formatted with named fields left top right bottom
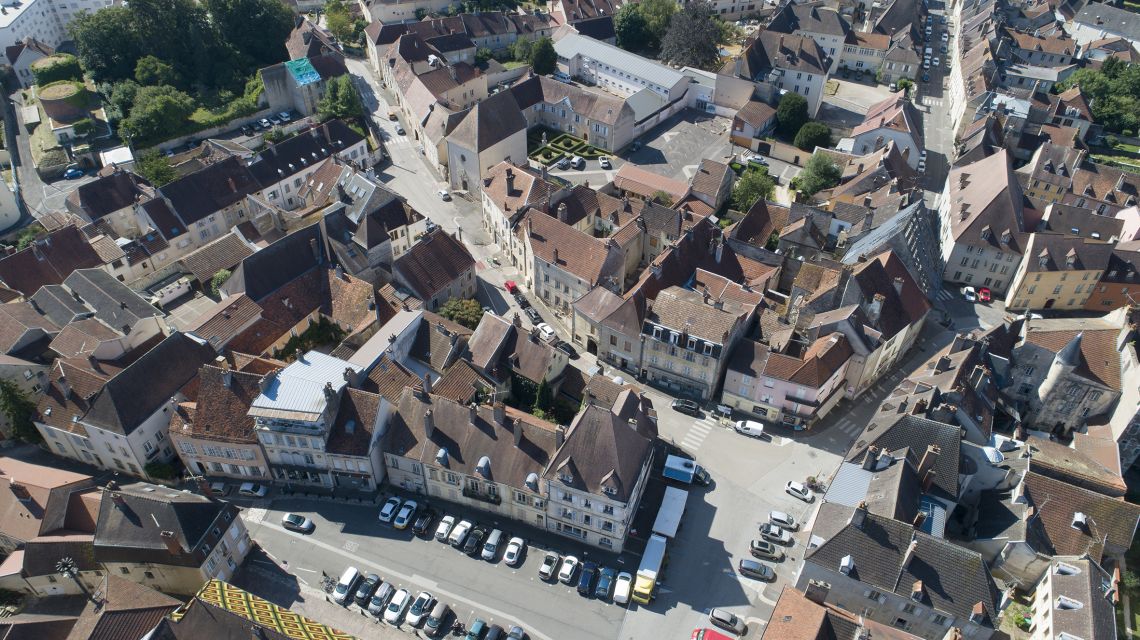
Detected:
left=709, top=608, right=747, bottom=634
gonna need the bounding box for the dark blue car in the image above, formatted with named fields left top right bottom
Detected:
left=577, top=561, right=598, bottom=597
left=594, top=566, right=616, bottom=600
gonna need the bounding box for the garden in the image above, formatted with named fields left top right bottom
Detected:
left=527, top=128, right=607, bottom=166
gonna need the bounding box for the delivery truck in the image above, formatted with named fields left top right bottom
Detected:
left=663, top=454, right=710, bottom=485
left=632, top=534, right=668, bottom=604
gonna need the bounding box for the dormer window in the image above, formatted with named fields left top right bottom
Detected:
left=602, top=485, right=617, bottom=496
left=1054, top=562, right=1081, bottom=576
left=560, top=472, right=573, bottom=484
left=1001, top=229, right=1012, bottom=245
left=1055, top=596, right=1084, bottom=611
left=687, top=336, right=697, bottom=350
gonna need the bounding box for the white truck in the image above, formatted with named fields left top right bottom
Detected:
left=632, top=534, right=668, bottom=604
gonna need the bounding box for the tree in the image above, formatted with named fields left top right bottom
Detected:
left=206, top=0, right=293, bottom=68
left=325, top=0, right=356, bottom=42
left=136, top=150, right=176, bottom=186
left=794, top=121, right=832, bottom=150
left=512, top=38, right=532, bottom=62
left=777, top=92, right=809, bottom=139
left=652, top=189, right=673, bottom=205
left=209, top=269, right=232, bottom=297
left=659, top=0, right=721, bottom=70
left=475, top=47, right=494, bottom=64
left=68, top=7, right=142, bottom=81
left=30, top=54, right=82, bottom=86
left=529, top=37, right=557, bottom=75
left=120, top=85, right=196, bottom=142
left=107, top=80, right=141, bottom=121
left=897, top=78, right=914, bottom=95
left=144, top=462, right=177, bottom=479
left=614, top=4, right=650, bottom=51
left=317, top=75, right=364, bottom=122
left=535, top=378, right=553, bottom=412
left=134, top=55, right=178, bottom=87
left=765, top=231, right=780, bottom=251
left=639, top=0, right=676, bottom=47
left=794, top=153, right=842, bottom=196
left=439, top=297, right=484, bottom=329
left=0, top=378, right=40, bottom=443
left=732, top=167, right=775, bottom=210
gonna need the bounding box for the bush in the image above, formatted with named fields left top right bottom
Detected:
left=135, top=150, right=175, bottom=186
left=31, top=54, right=82, bottom=86
left=794, top=122, right=832, bottom=150
left=777, top=92, right=809, bottom=140
left=144, top=462, right=177, bottom=480
left=209, top=269, right=231, bottom=296
left=0, top=378, right=40, bottom=444
left=439, top=297, right=483, bottom=329
left=793, top=153, right=842, bottom=196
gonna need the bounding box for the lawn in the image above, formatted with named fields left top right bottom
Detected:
left=527, top=129, right=607, bottom=165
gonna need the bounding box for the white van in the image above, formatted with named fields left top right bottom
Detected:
left=734, top=420, right=764, bottom=438
left=333, top=566, right=361, bottom=605
left=552, top=71, right=572, bottom=83
left=571, top=155, right=585, bottom=169
left=924, top=46, right=933, bottom=57
left=482, top=529, right=503, bottom=561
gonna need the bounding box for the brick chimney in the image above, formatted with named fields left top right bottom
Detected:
left=343, top=367, right=360, bottom=388
left=422, top=373, right=433, bottom=395
left=494, top=402, right=505, bottom=425
left=557, top=202, right=568, bottom=222
left=424, top=410, right=434, bottom=438
left=506, top=167, right=515, bottom=193
left=159, top=530, right=183, bottom=555
left=804, top=579, right=831, bottom=605
left=513, top=417, right=523, bottom=447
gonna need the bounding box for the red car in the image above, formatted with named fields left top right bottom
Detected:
left=978, top=287, right=992, bottom=303
left=692, top=629, right=734, bottom=640
left=504, top=280, right=518, bottom=294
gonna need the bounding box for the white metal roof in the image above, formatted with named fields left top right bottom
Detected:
left=250, top=350, right=361, bottom=419
left=554, top=33, right=685, bottom=90
left=652, top=486, right=688, bottom=538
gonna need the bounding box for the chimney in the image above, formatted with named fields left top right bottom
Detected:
left=833, top=266, right=854, bottom=307
left=970, top=602, right=987, bottom=624
left=804, top=579, right=831, bottom=605
left=715, top=239, right=724, bottom=263
left=911, top=580, right=924, bottom=601
left=512, top=417, right=523, bottom=447
left=343, top=367, right=360, bottom=388
left=494, top=402, right=506, bottom=425
left=57, top=375, right=72, bottom=399
left=850, top=501, right=867, bottom=528
left=935, top=355, right=953, bottom=373
left=913, top=510, right=927, bottom=530
left=512, top=312, right=522, bottom=328
left=555, top=425, right=566, bottom=447
left=862, top=446, right=878, bottom=470
left=866, top=293, right=885, bottom=326
left=468, top=403, right=477, bottom=424
left=295, top=348, right=305, bottom=362
left=424, top=410, right=435, bottom=438
left=506, top=167, right=515, bottom=192
left=8, top=483, right=31, bottom=502
left=422, top=373, right=433, bottom=395
left=258, top=371, right=276, bottom=392
left=557, top=202, right=568, bottom=222
left=323, top=381, right=336, bottom=402
left=335, top=263, right=345, bottom=279
left=310, top=238, right=321, bottom=264
left=893, top=277, right=905, bottom=296
left=917, top=445, right=940, bottom=481
left=222, top=367, right=233, bottom=388
left=195, top=476, right=212, bottom=496
left=552, top=247, right=559, bottom=264
left=159, top=530, right=183, bottom=555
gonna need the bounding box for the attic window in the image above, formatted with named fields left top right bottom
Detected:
left=1054, top=562, right=1081, bottom=576
left=602, top=485, right=617, bottom=496
left=1071, top=511, right=1089, bottom=531
left=560, top=472, right=572, bottom=484
left=1055, top=596, right=1084, bottom=611
left=839, top=554, right=855, bottom=575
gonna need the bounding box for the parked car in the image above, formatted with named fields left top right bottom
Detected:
left=536, top=323, right=555, bottom=341
left=258, top=118, right=272, bottom=129
left=514, top=292, right=530, bottom=308
left=540, top=552, right=560, bottom=581
left=332, top=566, right=361, bottom=605
left=978, top=287, right=992, bottom=303
left=367, top=582, right=395, bottom=616
left=278, top=111, right=292, bottom=122
left=281, top=513, right=314, bottom=533
left=785, top=480, right=815, bottom=502
left=613, top=571, right=633, bottom=605
left=379, top=496, right=402, bottom=523
left=466, top=618, right=487, bottom=640
left=769, top=510, right=798, bottom=531
left=709, top=608, right=747, bottom=635
left=449, top=520, right=473, bottom=547
left=889, top=82, right=897, bottom=92
left=462, top=526, right=487, bottom=555
left=524, top=307, right=542, bottom=324
left=425, top=602, right=451, bottom=637
left=570, top=155, right=585, bottom=169
left=749, top=538, right=785, bottom=561
left=922, top=72, right=930, bottom=82
left=486, top=624, right=506, bottom=640
left=760, top=523, right=792, bottom=545
left=671, top=398, right=701, bottom=417
left=63, top=168, right=85, bottom=180
left=384, top=588, right=410, bottom=624
left=435, top=515, right=456, bottom=542
left=595, top=566, right=616, bottom=600
left=738, top=558, right=775, bottom=581
left=504, top=537, right=525, bottom=566
left=599, top=156, right=612, bottom=169
left=481, top=529, right=503, bottom=561
left=395, top=124, right=406, bottom=135
left=576, top=561, right=598, bottom=596
left=745, top=154, right=767, bottom=166
left=240, top=125, right=253, bottom=135
left=238, top=482, right=267, bottom=497
left=208, top=482, right=229, bottom=496
left=556, top=157, right=571, bottom=169
left=558, top=555, right=579, bottom=584
left=437, top=189, right=451, bottom=201
left=268, top=115, right=282, bottom=126
left=407, top=591, right=435, bottom=626
left=354, top=573, right=381, bottom=607
left=734, top=420, right=764, bottom=439
left=554, top=340, right=578, bottom=359
left=507, top=626, right=526, bottom=640
left=962, top=285, right=977, bottom=302
left=941, top=31, right=949, bottom=41
left=933, top=57, right=941, bottom=67
left=394, top=500, right=418, bottom=529
left=413, top=511, right=435, bottom=536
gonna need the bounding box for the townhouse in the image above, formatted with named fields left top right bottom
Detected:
left=249, top=120, right=370, bottom=211
left=480, top=161, right=556, bottom=248
left=468, top=313, right=569, bottom=391
left=1083, top=241, right=1140, bottom=310
left=517, top=211, right=627, bottom=313
left=94, top=480, right=251, bottom=595
left=939, top=150, right=1029, bottom=296
left=845, top=93, right=924, bottom=169
left=723, top=31, right=832, bottom=118
left=510, top=74, right=637, bottom=152
left=0, top=457, right=95, bottom=554
left=1027, top=557, right=1118, bottom=640
left=766, top=3, right=850, bottom=72
left=1070, top=2, right=1140, bottom=51
left=392, top=228, right=477, bottom=311
left=4, top=37, right=53, bottom=88
left=446, top=89, right=529, bottom=191
left=1004, top=233, right=1114, bottom=311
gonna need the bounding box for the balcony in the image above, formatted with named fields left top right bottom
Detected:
left=462, top=486, right=502, bottom=506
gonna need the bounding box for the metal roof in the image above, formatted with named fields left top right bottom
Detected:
left=250, top=350, right=361, bottom=420
left=823, top=462, right=873, bottom=507
left=553, top=33, right=686, bottom=90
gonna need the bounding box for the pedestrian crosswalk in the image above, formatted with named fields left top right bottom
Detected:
left=679, top=415, right=719, bottom=453
left=833, top=417, right=864, bottom=438
left=922, top=97, right=944, bottom=107
left=934, top=289, right=956, bottom=302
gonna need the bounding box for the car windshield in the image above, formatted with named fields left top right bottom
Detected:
left=285, top=515, right=301, bottom=525
left=388, top=599, right=401, bottom=611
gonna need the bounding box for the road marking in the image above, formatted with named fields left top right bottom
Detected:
left=255, top=521, right=559, bottom=640
left=244, top=507, right=267, bottom=524
left=343, top=540, right=359, bottom=553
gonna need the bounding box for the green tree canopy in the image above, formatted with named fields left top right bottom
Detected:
left=317, top=75, right=364, bottom=122
left=639, top=0, right=676, bottom=47
left=120, top=84, right=196, bottom=142
left=135, top=55, right=178, bottom=87
left=326, top=0, right=358, bottom=43
left=795, top=153, right=842, bottom=196
left=1056, top=57, right=1140, bottom=134
left=732, top=167, right=775, bottom=211
left=535, top=378, right=553, bottom=412
left=0, top=378, right=39, bottom=443
left=614, top=4, right=650, bottom=51
left=69, top=7, right=142, bottom=81
left=512, top=38, right=532, bottom=62
left=777, top=92, right=809, bottom=139
left=136, top=150, right=176, bottom=186
left=206, top=0, right=293, bottom=68
left=660, top=0, right=721, bottom=70
left=530, top=37, right=557, bottom=75
left=30, top=54, right=82, bottom=86
left=439, top=298, right=484, bottom=329
left=794, top=121, right=832, bottom=150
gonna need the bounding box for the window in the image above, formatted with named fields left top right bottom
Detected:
left=119, top=566, right=130, bottom=574
left=932, top=614, right=948, bottom=625
left=145, top=571, right=155, bottom=579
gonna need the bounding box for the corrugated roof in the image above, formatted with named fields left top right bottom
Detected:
left=249, top=350, right=361, bottom=420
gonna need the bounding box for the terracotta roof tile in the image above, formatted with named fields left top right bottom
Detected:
left=393, top=229, right=475, bottom=301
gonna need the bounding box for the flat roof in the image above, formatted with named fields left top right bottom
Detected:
left=652, top=486, right=688, bottom=538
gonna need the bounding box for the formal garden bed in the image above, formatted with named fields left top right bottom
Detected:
left=527, top=128, right=607, bottom=165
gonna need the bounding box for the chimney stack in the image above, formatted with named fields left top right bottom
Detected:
left=917, top=445, right=940, bottom=481
left=555, top=425, right=566, bottom=447
left=506, top=167, right=515, bottom=192
left=804, top=579, right=831, bottom=605
left=57, top=375, right=72, bottom=399
left=424, top=410, right=435, bottom=438
left=159, top=530, right=183, bottom=555
left=893, top=277, right=905, bottom=296
left=8, top=483, right=31, bottom=501
left=494, top=402, right=506, bottom=425
left=195, top=476, right=212, bottom=496
left=323, top=381, right=335, bottom=401
left=309, top=237, right=321, bottom=264
left=512, top=417, right=523, bottom=447
left=468, top=403, right=477, bottom=424
left=343, top=367, right=360, bottom=388
left=423, top=373, right=433, bottom=395
left=557, top=202, right=568, bottom=222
